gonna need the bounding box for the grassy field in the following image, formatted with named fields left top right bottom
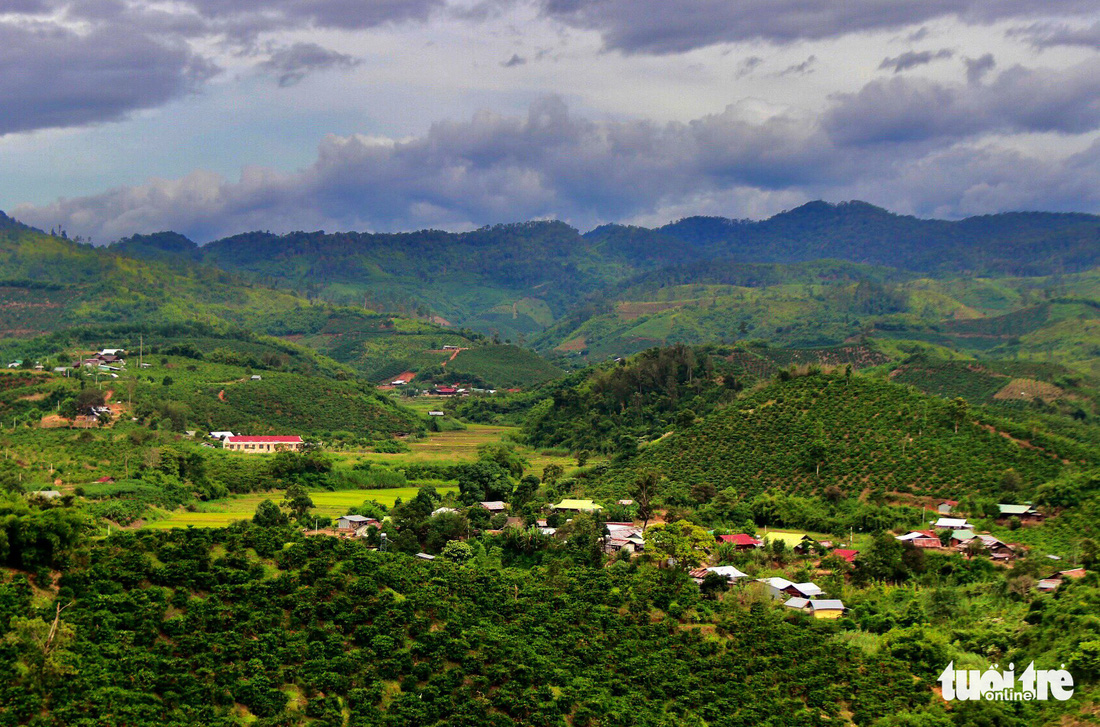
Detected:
left=144, top=486, right=458, bottom=529
left=332, top=412, right=581, bottom=476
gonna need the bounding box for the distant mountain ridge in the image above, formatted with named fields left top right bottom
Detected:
left=75, top=200, right=1100, bottom=344
left=105, top=200, right=1100, bottom=279
left=3, top=200, right=1098, bottom=372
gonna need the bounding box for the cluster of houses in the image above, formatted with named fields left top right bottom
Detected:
left=6, top=359, right=44, bottom=370
left=73, top=349, right=127, bottom=375
left=893, top=502, right=1048, bottom=563
left=684, top=563, right=846, bottom=618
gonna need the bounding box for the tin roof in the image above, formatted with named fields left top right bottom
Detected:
left=810, top=599, right=845, bottom=611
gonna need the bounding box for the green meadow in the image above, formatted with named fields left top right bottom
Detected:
left=143, top=486, right=458, bottom=529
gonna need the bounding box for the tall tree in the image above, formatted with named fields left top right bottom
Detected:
left=630, top=471, right=660, bottom=532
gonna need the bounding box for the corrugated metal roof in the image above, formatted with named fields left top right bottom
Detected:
left=784, top=597, right=810, bottom=609
left=997, top=504, right=1033, bottom=515
left=226, top=435, right=303, bottom=443
left=810, top=599, right=845, bottom=611
left=792, top=582, right=823, bottom=597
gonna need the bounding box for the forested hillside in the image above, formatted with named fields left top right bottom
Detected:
left=592, top=370, right=1092, bottom=503
left=101, top=202, right=1100, bottom=362
left=0, top=221, right=564, bottom=391
left=0, top=528, right=935, bottom=725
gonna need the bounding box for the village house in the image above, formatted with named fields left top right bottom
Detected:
left=831, top=549, right=859, bottom=563
left=604, top=522, right=645, bottom=554
left=1039, top=567, right=1088, bottom=591
left=690, top=565, right=749, bottom=585
left=783, top=597, right=847, bottom=618
left=478, top=501, right=507, bottom=513
left=223, top=435, right=303, bottom=453
left=949, top=529, right=977, bottom=547
left=937, top=499, right=958, bottom=515
left=996, top=503, right=1044, bottom=524
left=794, top=535, right=832, bottom=555
left=758, top=577, right=824, bottom=600
left=896, top=530, right=942, bottom=549
left=716, top=533, right=762, bottom=551
left=934, top=517, right=971, bottom=530
left=337, top=514, right=372, bottom=530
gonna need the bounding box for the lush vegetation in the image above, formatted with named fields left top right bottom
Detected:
left=0, top=204, right=1098, bottom=725
left=591, top=370, right=1090, bottom=503
left=0, top=526, right=940, bottom=726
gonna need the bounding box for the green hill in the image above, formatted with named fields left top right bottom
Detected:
left=592, top=372, right=1093, bottom=503
left=0, top=339, right=422, bottom=440
left=99, top=201, right=1100, bottom=344
left=0, top=222, right=565, bottom=391
left=444, top=345, right=563, bottom=389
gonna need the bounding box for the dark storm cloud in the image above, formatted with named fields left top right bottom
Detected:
left=538, top=0, right=1099, bottom=53
left=824, top=59, right=1100, bottom=144
left=259, top=43, right=361, bottom=87
left=879, top=49, right=954, bottom=73
left=501, top=53, right=528, bottom=67
left=0, top=0, right=443, bottom=134
left=0, top=21, right=217, bottom=135
left=54, top=0, right=448, bottom=39
left=19, top=57, right=1100, bottom=242
left=14, top=97, right=848, bottom=240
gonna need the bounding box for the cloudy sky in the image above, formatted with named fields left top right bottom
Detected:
left=3, top=0, right=1100, bottom=242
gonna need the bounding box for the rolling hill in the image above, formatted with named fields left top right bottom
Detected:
left=0, top=220, right=566, bottom=390
left=590, top=371, right=1094, bottom=504
left=103, top=201, right=1100, bottom=347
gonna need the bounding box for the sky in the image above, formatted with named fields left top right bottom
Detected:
left=2, top=0, right=1100, bottom=243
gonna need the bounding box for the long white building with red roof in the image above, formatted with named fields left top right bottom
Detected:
left=223, top=435, right=303, bottom=453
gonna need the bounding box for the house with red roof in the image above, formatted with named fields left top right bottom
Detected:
left=223, top=435, right=304, bottom=453
left=831, top=549, right=858, bottom=563
left=716, top=533, right=763, bottom=550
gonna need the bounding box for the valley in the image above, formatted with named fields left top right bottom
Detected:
left=0, top=204, right=1098, bottom=726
